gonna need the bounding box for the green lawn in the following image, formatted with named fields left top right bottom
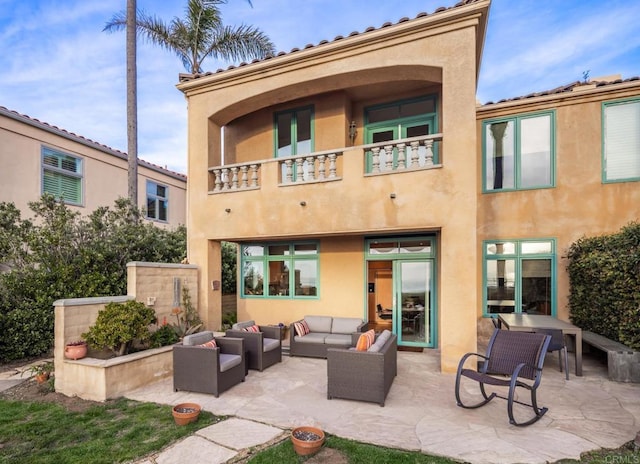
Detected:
left=0, top=398, right=219, bottom=464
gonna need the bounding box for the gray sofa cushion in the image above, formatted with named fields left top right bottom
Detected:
left=304, top=315, right=332, bottom=333
left=263, top=338, right=280, bottom=352
left=331, top=317, right=364, bottom=334
left=294, top=332, right=327, bottom=344
left=324, top=334, right=353, bottom=346
left=368, top=330, right=392, bottom=352
left=219, top=353, right=242, bottom=372
left=183, top=331, right=215, bottom=346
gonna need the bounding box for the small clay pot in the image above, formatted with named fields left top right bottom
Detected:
left=172, top=403, right=201, bottom=425
left=291, top=426, right=325, bottom=456
left=64, top=343, right=87, bottom=360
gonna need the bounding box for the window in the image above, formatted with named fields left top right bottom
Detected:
left=274, top=107, right=313, bottom=181
left=483, top=239, right=555, bottom=316
left=241, top=242, right=319, bottom=298
left=41, top=147, right=83, bottom=205
left=146, top=181, right=168, bottom=221
left=483, top=112, right=555, bottom=191
left=603, top=99, right=640, bottom=182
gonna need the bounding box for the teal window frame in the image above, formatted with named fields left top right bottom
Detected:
left=241, top=241, right=320, bottom=299
left=274, top=106, right=314, bottom=181
left=482, top=110, right=556, bottom=192
left=602, top=98, right=640, bottom=183
left=41, top=147, right=83, bottom=205
left=482, top=238, right=556, bottom=318
left=146, top=180, right=169, bottom=222
left=364, top=95, right=439, bottom=172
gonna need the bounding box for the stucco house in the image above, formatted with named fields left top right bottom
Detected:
left=175, top=0, right=639, bottom=373
left=0, top=105, right=186, bottom=228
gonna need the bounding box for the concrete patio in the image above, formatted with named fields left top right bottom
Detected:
left=124, top=349, right=640, bottom=464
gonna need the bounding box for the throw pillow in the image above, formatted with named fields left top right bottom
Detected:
left=293, top=320, right=310, bottom=337
left=243, top=324, right=260, bottom=333
left=355, top=329, right=375, bottom=351
left=199, top=339, right=217, bottom=348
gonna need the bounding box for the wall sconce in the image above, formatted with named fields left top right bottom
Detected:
left=390, top=193, right=396, bottom=199
left=300, top=201, right=307, bottom=206
left=225, top=208, right=231, bottom=213
left=348, top=120, right=357, bottom=145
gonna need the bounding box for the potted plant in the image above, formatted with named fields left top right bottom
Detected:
left=23, top=361, right=54, bottom=384
left=83, top=300, right=157, bottom=357
left=64, top=340, right=88, bottom=360
left=291, top=426, right=325, bottom=456
left=172, top=403, right=201, bottom=425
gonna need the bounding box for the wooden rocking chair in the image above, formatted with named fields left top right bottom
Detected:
left=455, top=328, right=551, bottom=426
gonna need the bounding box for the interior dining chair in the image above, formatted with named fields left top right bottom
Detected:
left=534, top=328, right=569, bottom=380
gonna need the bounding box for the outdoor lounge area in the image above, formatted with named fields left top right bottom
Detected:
left=124, top=347, right=640, bottom=464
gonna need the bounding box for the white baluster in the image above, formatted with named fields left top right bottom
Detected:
left=328, top=154, right=337, bottom=178
left=221, top=168, right=230, bottom=190
left=285, top=160, right=293, bottom=184
left=410, top=141, right=420, bottom=168
left=317, top=155, right=326, bottom=180
left=250, top=164, right=259, bottom=187
left=397, top=143, right=406, bottom=170
left=295, top=158, right=304, bottom=183
left=230, top=167, right=239, bottom=189
left=306, top=156, right=315, bottom=181
left=240, top=165, right=249, bottom=188
left=213, top=169, right=222, bottom=192
left=424, top=139, right=434, bottom=166
left=371, top=147, right=381, bottom=173
left=384, top=145, right=393, bottom=171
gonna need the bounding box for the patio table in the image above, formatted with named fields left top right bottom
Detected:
left=498, top=314, right=582, bottom=376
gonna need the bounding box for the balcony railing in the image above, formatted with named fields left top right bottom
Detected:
left=208, top=134, right=442, bottom=193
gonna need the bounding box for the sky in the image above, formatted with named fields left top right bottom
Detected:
left=1, top=0, right=639, bottom=175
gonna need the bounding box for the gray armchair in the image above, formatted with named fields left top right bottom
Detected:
left=173, top=331, right=245, bottom=397
left=226, top=320, right=282, bottom=371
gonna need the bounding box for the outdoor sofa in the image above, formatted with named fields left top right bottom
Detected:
left=289, top=315, right=367, bottom=358
left=327, top=330, right=398, bottom=406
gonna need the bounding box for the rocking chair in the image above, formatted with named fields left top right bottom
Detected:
left=455, top=328, right=551, bottom=426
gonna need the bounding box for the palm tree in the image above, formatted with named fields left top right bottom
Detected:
left=126, top=0, right=137, bottom=206
left=104, top=0, right=276, bottom=74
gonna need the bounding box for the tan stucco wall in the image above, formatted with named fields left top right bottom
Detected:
left=178, top=2, right=490, bottom=373
left=0, top=112, right=186, bottom=227
left=476, top=82, right=640, bottom=323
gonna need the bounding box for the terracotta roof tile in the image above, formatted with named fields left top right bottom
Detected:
left=0, top=105, right=186, bottom=180
left=178, top=0, right=485, bottom=83
left=481, top=76, right=640, bottom=106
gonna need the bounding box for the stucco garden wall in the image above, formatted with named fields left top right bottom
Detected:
left=54, top=262, right=198, bottom=401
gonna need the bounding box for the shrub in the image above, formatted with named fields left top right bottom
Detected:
left=82, top=300, right=157, bottom=356
left=567, top=222, right=640, bottom=349
left=150, top=324, right=180, bottom=348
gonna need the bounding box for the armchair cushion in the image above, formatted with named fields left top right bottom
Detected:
left=199, top=339, right=217, bottom=348
left=219, top=353, right=242, bottom=372
left=244, top=324, right=260, bottom=333
left=232, top=320, right=256, bottom=330
left=263, top=338, right=280, bottom=352
left=183, top=331, right=216, bottom=346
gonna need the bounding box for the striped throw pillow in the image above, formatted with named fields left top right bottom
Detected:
left=199, top=339, right=217, bottom=348
left=293, top=320, right=310, bottom=337
left=355, top=329, right=375, bottom=351
left=243, top=324, right=260, bottom=333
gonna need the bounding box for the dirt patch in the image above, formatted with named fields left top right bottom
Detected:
left=0, top=377, right=103, bottom=413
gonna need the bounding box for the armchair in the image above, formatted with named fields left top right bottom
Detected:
left=226, top=320, right=282, bottom=371
left=173, top=331, right=245, bottom=397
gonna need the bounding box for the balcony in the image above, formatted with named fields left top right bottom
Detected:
left=209, top=134, right=443, bottom=194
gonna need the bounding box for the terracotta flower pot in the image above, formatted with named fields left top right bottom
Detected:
left=172, top=403, right=201, bottom=426
left=291, top=426, right=325, bottom=456
left=35, top=373, right=50, bottom=384
left=64, top=343, right=87, bottom=360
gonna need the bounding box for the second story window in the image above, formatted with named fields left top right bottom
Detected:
left=603, top=98, right=640, bottom=182
left=275, top=107, right=313, bottom=181
left=483, top=111, right=555, bottom=192
left=146, top=181, right=168, bottom=222
left=42, top=147, right=83, bottom=205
